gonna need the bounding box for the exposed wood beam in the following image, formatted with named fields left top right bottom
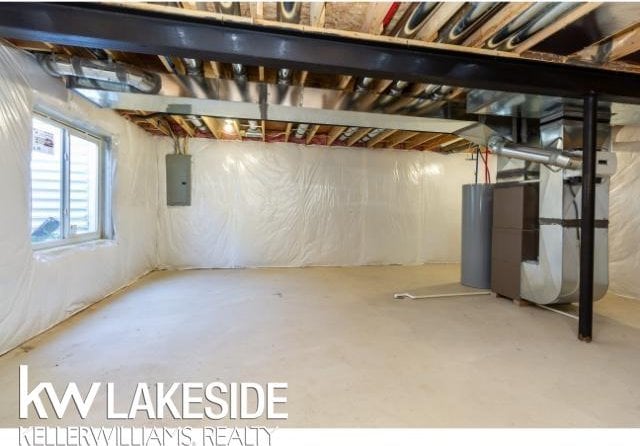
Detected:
left=572, top=22, right=640, bottom=64
left=261, top=119, right=266, bottom=141
left=327, top=126, right=347, bottom=146
left=284, top=122, right=293, bottom=143
left=201, top=116, right=221, bottom=139
left=337, top=75, right=352, bottom=90
left=140, top=115, right=170, bottom=137
left=7, top=3, right=640, bottom=102
left=5, top=38, right=54, bottom=51
left=171, top=56, right=186, bottom=75
left=366, top=129, right=397, bottom=148
left=346, top=128, right=371, bottom=147
left=249, top=2, right=264, bottom=21
left=420, top=134, right=457, bottom=151
left=404, top=132, right=441, bottom=150
left=298, top=70, right=309, bottom=86
left=232, top=120, right=241, bottom=138
left=310, top=2, right=326, bottom=28
left=385, top=131, right=420, bottom=148
left=514, top=3, right=603, bottom=54
left=306, top=124, right=320, bottom=144
left=157, top=55, right=174, bottom=73
left=180, top=2, right=198, bottom=10
left=463, top=2, right=533, bottom=48
left=415, top=3, right=465, bottom=42
left=171, top=115, right=195, bottom=137
left=203, top=60, right=222, bottom=78
left=258, top=66, right=265, bottom=81
left=441, top=139, right=472, bottom=153
left=361, top=2, right=394, bottom=35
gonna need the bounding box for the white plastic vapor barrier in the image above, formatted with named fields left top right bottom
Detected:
left=610, top=130, right=640, bottom=299
left=0, top=44, right=160, bottom=355
left=158, top=140, right=489, bottom=268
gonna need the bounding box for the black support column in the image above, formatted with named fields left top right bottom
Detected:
left=579, top=93, right=598, bottom=342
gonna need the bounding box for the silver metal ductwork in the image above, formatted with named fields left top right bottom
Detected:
left=294, top=123, right=309, bottom=139
left=182, top=58, right=202, bottom=76
left=518, top=110, right=615, bottom=305
left=39, top=54, right=161, bottom=93
left=487, top=135, right=582, bottom=170
left=232, top=63, right=247, bottom=82
left=486, top=3, right=579, bottom=51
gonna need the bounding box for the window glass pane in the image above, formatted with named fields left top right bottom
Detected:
left=31, top=118, right=63, bottom=243
left=69, top=134, right=100, bottom=236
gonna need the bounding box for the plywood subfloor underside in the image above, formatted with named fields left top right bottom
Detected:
left=1, top=265, right=640, bottom=427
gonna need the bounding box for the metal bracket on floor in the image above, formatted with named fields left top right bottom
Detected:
left=394, top=290, right=491, bottom=300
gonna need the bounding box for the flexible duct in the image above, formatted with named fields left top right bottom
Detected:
left=294, top=123, right=309, bottom=139
left=277, top=68, right=292, bottom=85
left=232, top=63, right=247, bottom=82
left=277, top=2, right=302, bottom=23
left=182, top=58, right=202, bottom=76
left=393, top=3, right=438, bottom=38
left=438, top=2, right=501, bottom=44
left=39, top=54, right=160, bottom=93
left=486, top=3, right=579, bottom=51
left=338, top=126, right=359, bottom=142
left=487, top=135, right=582, bottom=170
left=187, top=115, right=207, bottom=133
left=215, top=2, right=240, bottom=15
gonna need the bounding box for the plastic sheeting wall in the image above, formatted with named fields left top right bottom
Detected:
left=158, top=139, right=487, bottom=268
left=610, top=128, right=640, bottom=299
left=0, top=44, right=159, bottom=355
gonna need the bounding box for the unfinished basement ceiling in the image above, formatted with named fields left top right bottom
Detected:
left=5, top=1, right=640, bottom=152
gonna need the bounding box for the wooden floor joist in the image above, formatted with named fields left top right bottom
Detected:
left=327, top=126, right=347, bottom=146
left=15, top=1, right=640, bottom=152
left=404, top=133, right=441, bottom=150
left=385, top=131, right=420, bottom=148
left=346, top=128, right=372, bottom=147
left=513, top=2, right=603, bottom=54
left=572, top=22, right=640, bottom=64
left=367, top=129, right=398, bottom=148
left=306, top=125, right=320, bottom=144
left=284, top=122, right=293, bottom=143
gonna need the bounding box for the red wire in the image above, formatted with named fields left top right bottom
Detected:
left=382, top=2, right=401, bottom=30
left=478, top=148, right=491, bottom=184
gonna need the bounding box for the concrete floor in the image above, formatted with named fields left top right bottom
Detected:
left=1, top=264, right=640, bottom=427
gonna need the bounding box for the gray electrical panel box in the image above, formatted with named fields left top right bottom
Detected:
left=166, top=154, right=191, bottom=206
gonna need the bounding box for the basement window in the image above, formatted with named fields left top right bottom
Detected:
left=30, top=114, right=109, bottom=249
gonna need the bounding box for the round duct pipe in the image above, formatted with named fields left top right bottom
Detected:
left=294, top=123, right=309, bottom=139
left=395, top=3, right=438, bottom=38
left=278, top=2, right=302, bottom=23
left=182, top=58, right=202, bottom=76
left=39, top=54, right=161, bottom=94
left=486, top=3, right=578, bottom=51
left=215, top=2, right=240, bottom=15
left=440, top=2, right=501, bottom=44
left=232, top=63, right=247, bottom=82
left=277, top=68, right=292, bottom=85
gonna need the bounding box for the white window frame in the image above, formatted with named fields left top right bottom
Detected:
left=31, top=112, right=110, bottom=250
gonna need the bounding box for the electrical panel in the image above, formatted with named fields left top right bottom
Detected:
left=166, top=154, right=191, bottom=206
